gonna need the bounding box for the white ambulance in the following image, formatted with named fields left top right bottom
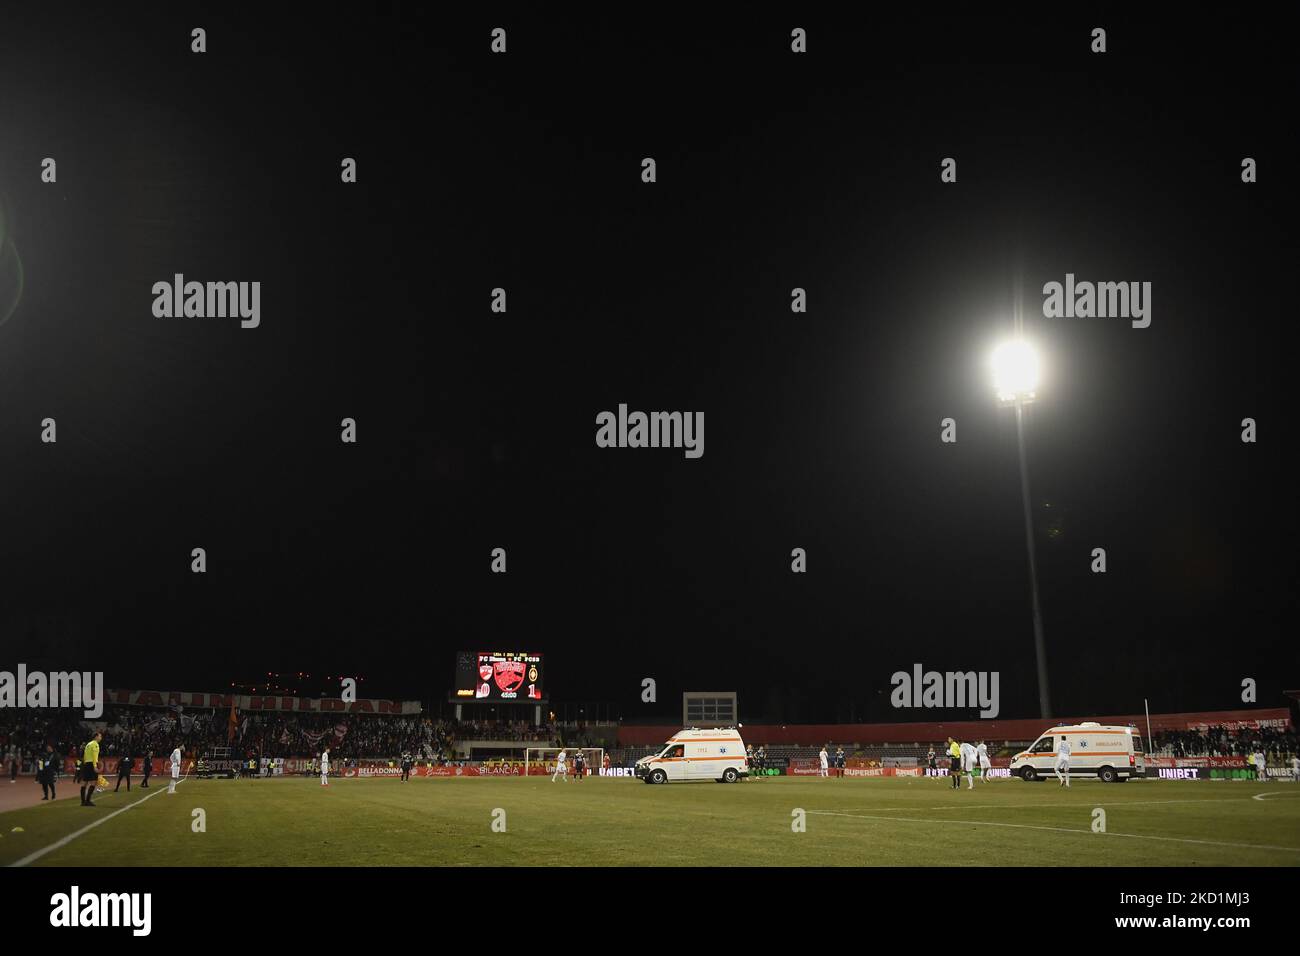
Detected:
left=634, top=727, right=749, bottom=784
left=1008, top=723, right=1144, bottom=780
left=1010, top=722, right=1145, bottom=783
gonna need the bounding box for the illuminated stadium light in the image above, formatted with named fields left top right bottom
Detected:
left=990, top=334, right=1052, bottom=718
left=991, top=339, right=1040, bottom=405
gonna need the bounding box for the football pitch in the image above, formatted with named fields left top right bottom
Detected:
left=2, top=776, right=1298, bottom=867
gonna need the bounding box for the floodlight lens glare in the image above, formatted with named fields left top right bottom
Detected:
left=992, top=341, right=1039, bottom=400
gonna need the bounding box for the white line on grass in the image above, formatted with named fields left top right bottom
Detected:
left=830, top=794, right=1300, bottom=813
left=805, top=810, right=1300, bottom=855
left=829, top=798, right=1239, bottom=813
left=8, top=778, right=184, bottom=868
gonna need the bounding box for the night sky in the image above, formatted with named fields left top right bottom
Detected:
left=1, top=8, right=1294, bottom=724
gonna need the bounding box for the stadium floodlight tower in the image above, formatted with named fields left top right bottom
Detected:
left=991, top=338, right=1052, bottom=719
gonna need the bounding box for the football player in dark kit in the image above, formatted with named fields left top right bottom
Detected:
left=141, top=750, right=152, bottom=788
left=115, top=752, right=135, bottom=792
left=572, top=749, right=585, bottom=782
left=399, top=751, right=414, bottom=782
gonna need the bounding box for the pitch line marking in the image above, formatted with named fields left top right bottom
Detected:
left=825, top=798, right=1234, bottom=812
left=806, top=810, right=1300, bottom=854
left=8, top=778, right=184, bottom=868
left=1252, top=790, right=1300, bottom=801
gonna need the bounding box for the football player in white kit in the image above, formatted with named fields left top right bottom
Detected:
left=551, top=749, right=568, bottom=782
left=167, top=745, right=182, bottom=794
left=818, top=746, right=829, bottom=778
left=320, top=748, right=330, bottom=787
left=1055, top=736, right=1071, bottom=787
left=977, top=740, right=992, bottom=781
left=959, top=740, right=977, bottom=788
left=1254, top=750, right=1268, bottom=782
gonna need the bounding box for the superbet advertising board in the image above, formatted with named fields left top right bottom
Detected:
left=454, top=651, right=544, bottom=701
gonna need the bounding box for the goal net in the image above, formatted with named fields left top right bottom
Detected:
left=524, top=747, right=605, bottom=777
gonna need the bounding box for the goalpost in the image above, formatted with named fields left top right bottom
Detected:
left=524, top=747, right=605, bottom=777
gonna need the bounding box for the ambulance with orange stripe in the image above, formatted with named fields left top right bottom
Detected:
left=1010, top=722, right=1145, bottom=783
left=634, top=727, right=749, bottom=784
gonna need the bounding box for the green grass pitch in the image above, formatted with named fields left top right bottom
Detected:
left=2, top=776, right=1297, bottom=867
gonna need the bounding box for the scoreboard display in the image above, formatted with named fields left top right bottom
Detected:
left=455, top=651, right=544, bottom=701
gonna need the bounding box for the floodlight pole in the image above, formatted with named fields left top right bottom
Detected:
left=1014, top=397, right=1052, bottom=719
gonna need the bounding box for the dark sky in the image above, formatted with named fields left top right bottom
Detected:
left=0, top=8, right=1294, bottom=724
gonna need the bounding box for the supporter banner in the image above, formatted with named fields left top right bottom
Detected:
left=104, top=688, right=420, bottom=716
left=1185, top=718, right=1289, bottom=731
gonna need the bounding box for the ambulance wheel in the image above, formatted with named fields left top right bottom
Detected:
left=722, top=768, right=739, bottom=784
left=650, top=769, right=667, bottom=785
left=1098, top=766, right=1118, bottom=784
left=1019, top=766, right=1037, bottom=782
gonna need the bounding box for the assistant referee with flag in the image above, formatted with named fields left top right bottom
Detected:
left=79, top=731, right=102, bottom=807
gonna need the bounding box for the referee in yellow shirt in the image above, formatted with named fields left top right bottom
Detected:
left=80, top=731, right=103, bottom=807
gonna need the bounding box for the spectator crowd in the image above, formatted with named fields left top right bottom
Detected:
left=0, top=706, right=579, bottom=772
left=1151, top=724, right=1298, bottom=762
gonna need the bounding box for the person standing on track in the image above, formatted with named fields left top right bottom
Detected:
left=115, top=752, right=134, bottom=793
left=168, top=744, right=183, bottom=794
left=37, top=743, right=57, bottom=801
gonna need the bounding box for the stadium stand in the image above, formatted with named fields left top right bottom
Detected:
left=2, top=701, right=1295, bottom=775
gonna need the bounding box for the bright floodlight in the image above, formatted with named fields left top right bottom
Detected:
left=991, top=339, right=1040, bottom=404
